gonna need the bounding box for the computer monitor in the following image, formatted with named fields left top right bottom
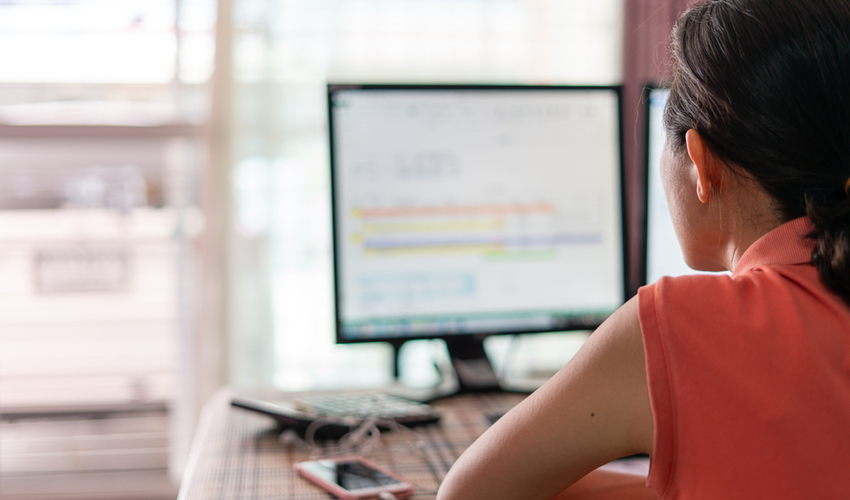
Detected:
left=328, top=84, right=626, bottom=395
left=643, top=86, right=724, bottom=284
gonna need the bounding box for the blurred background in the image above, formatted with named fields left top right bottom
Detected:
left=0, top=0, right=687, bottom=498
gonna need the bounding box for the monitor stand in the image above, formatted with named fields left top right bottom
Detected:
left=443, top=336, right=501, bottom=393
left=387, top=336, right=529, bottom=402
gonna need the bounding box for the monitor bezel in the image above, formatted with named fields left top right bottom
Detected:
left=327, top=83, right=628, bottom=346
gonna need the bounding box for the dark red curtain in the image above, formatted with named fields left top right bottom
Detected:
left=622, top=0, right=698, bottom=295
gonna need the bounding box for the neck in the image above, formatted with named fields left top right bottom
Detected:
left=714, top=183, right=783, bottom=271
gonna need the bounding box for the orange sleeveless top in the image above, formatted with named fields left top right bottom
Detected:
left=638, top=217, right=850, bottom=499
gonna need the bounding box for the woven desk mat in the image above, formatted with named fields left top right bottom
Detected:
left=180, top=391, right=528, bottom=500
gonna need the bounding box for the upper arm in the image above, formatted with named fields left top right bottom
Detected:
left=437, top=296, right=654, bottom=500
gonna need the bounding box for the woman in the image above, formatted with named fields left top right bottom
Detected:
left=436, top=0, right=850, bottom=498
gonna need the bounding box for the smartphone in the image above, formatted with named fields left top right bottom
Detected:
left=294, top=455, right=414, bottom=500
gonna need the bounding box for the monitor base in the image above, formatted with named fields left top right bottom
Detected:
left=386, top=336, right=541, bottom=403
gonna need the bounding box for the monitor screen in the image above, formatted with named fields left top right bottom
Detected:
left=328, top=85, right=625, bottom=345
left=645, top=87, right=723, bottom=284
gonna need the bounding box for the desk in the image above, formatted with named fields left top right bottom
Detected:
left=178, top=390, right=648, bottom=500
left=178, top=390, right=527, bottom=500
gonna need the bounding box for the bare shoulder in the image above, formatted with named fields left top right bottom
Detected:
left=437, top=296, right=653, bottom=500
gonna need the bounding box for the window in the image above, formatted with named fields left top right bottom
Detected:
left=0, top=1, right=215, bottom=496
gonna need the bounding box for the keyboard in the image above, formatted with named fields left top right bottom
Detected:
left=291, top=393, right=436, bottom=420
left=231, top=393, right=441, bottom=439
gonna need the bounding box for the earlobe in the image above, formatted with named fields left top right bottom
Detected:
left=685, top=129, right=713, bottom=204
left=696, top=176, right=710, bottom=203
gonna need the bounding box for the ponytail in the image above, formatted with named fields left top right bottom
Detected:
left=808, top=193, right=850, bottom=305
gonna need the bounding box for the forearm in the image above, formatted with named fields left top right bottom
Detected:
left=436, top=408, right=598, bottom=500
left=439, top=464, right=656, bottom=500
left=552, top=469, right=657, bottom=500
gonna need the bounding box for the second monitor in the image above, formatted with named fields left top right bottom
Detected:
left=327, top=84, right=626, bottom=394
left=644, top=86, right=725, bottom=285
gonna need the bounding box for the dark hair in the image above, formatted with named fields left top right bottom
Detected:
left=665, top=0, right=850, bottom=304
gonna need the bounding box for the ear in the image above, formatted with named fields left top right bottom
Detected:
left=685, top=129, right=717, bottom=204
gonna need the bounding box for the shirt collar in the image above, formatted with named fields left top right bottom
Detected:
left=732, top=217, right=814, bottom=277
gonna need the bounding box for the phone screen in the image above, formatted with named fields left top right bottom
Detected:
left=299, top=459, right=406, bottom=491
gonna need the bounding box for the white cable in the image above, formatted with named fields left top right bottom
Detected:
left=296, top=394, right=439, bottom=494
